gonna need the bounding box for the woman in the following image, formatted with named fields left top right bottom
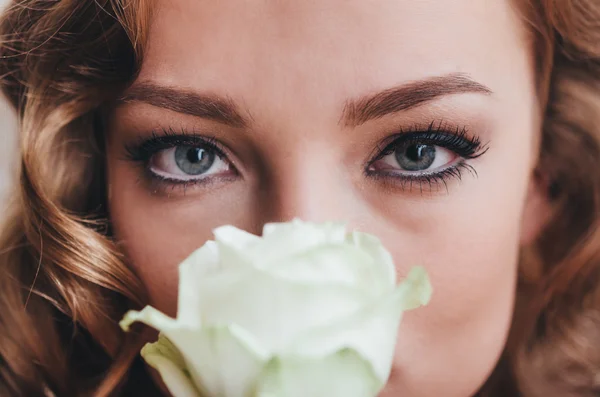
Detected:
left=1, top=0, right=600, bottom=396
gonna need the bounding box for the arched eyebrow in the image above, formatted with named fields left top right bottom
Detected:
left=119, top=73, right=491, bottom=129
left=119, top=83, right=249, bottom=128
left=340, top=73, right=492, bottom=127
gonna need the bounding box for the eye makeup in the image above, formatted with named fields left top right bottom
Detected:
left=122, top=120, right=488, bottom=196
left=365, top=121, right=488, bottom=193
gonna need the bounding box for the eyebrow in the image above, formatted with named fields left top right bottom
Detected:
left=340, top=73, right=492, bottom=127
left=120, top=73, right=491, bottom=129
left=120, top=83, right=248, bottom=128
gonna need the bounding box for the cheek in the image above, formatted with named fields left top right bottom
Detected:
left=107, top=160, right=257, bottom=316
left=377, top=165, right=530, bottom=396
left=389, top=215, right=520, bottom=396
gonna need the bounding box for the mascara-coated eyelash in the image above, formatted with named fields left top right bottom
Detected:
left=123, top=127, right=237, bottom=194
left=123, top=127, right=227, bottom=163
left=372, top=122, right=486, bottom=162
left=368, top=162, right=477, bottom=193
left=366, top=121, right=488, bottom=192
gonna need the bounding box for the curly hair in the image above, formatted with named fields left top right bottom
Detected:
left=0, top=1, right=599, bottom=396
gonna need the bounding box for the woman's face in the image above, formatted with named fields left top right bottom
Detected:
left=107, top=0, right=547, bottom=395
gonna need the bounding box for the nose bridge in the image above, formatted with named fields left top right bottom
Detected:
left=259, top=145, right=348, bottom=225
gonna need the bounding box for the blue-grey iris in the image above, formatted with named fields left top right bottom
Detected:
left=174, top=146, right=216, bottom=175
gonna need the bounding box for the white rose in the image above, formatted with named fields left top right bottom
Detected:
left=120, top=220, right=432, bottom=397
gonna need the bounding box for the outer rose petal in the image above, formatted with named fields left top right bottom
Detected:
left=262, top=219, right=346, bottom=242
left=141, top=334, right=201, bottom=397
left=214, top=226, right=264, bottom=270
left=253, top=348, right=381, bottom=397
left=249, top=220, right=348, bottom=264
left=177, top=241, right=219, bottom=326
left=120, top=306, right=178, bottom=333
left=122, top=311, right=269, bottom=397
left=178, top=325, right=268, bottom=397
left=263, top=244, right=383, bottom=293
left=286, top=266, right=432, bottom=382
left=194, top=265, right=371, bottom=352
left=347, top=231, right=397, bottom=289
left=213, top=225, right=263, bottom=251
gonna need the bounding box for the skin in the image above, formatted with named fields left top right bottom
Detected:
left=107, top=0, right=549, bottom=395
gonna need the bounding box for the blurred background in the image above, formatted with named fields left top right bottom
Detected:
left=0, top=0, right=17, bottom=208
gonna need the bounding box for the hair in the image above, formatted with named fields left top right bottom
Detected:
left=0, top=0, right=599, bottom=396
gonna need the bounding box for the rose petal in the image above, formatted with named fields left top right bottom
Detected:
left=347, top=231, right=397, bottom=288
left=176, top=325, right=268, bottom=397
left=251, top=220, right=348, bottom=264
left=176, top=241, right=220, bottom=326
left=286, top=266, right=432, bottom=382
left=390, top=266, right=432, bottom=311
left=120, top=306, right=178, bottom=333
left=141, top=334, right=201, bottom=397
left=213, top=225, right=262, bottom=251
left=262, top=219, right=346, bottom=241
left=266, top=244, right=385, bottom=295
left=195, top=266, right=372, bottom=352
left=122, top=310, right=269, bottom=397
left=213, top=226, right=265, bottom=270
left=254, top=348, right=381, bottom=397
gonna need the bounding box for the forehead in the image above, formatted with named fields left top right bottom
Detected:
left=138, top=0, right=531, bottom=116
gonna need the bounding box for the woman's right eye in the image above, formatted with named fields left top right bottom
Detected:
left=148, top=145, right=233, bottom=182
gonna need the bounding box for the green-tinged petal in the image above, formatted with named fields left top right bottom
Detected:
left=121, top=308, right=267, bottom=397
left=391, top=266, right=432, bottom=311
left=214, top=225, right=262, bottom=251
left=180, top=241, right=220, bottom=275
left=265, top=244, right=385, bottom=296
left=253, top=348, right=381, bottom=397
left=175, top=324, right=268, bottom=397
left=217, top=239, right=259, bottom=271
left=177, top=241, right=220, bottom=326
left=286, top=266, right=432, bottom=383
left=348, top=231, right=397, bottom=288
left=141, top=334, right=201, bottom=397
left=262, top=219, right=346, bottom=241
left=195, top=267, right=371, bottom=352
left=250, top=220, right=348, bottom=265
left=120, top=306, right=178, bottom=332
left=213, top=226, right=263, bottom=271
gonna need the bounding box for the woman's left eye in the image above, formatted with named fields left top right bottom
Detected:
left=370, top=142, right=458, bottom=174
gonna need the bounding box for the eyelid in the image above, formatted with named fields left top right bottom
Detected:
left=123, top=128, right=230, bottom=163
left=370, top=123, right=486, bottom=165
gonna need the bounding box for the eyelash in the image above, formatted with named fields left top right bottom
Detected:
left=123, top=122, right=488, bottom=194
left=365, top=121, right=488, bottom=192
left=123, top=128, right=233, bottom=192
left=124, top=128, right=227, bottom=162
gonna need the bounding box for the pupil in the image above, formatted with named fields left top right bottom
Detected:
left=406, top=145, right=425, bottom=162
left=187, top=148, right=205, bottom=163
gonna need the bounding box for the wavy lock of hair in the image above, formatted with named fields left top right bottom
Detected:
left=0, top=1, right=151, bottom=395
left=1, top=0, right=600, bottom=396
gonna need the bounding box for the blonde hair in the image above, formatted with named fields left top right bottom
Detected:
left=1, top=1, right=600, bottom=395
